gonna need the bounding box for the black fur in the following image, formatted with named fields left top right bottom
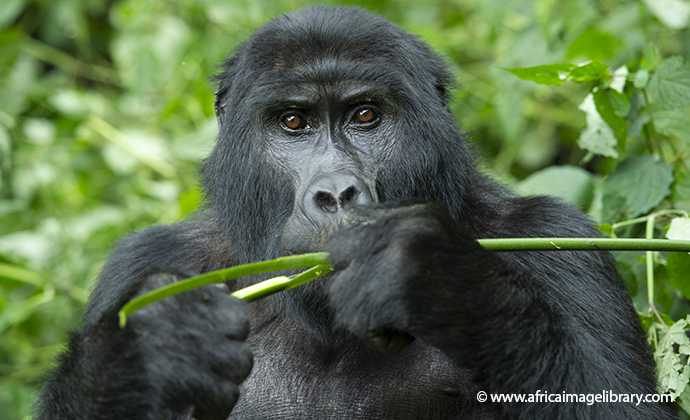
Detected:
left=35, top=6, right=677, bottom=420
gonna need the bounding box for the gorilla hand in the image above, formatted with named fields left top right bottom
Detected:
left=127, top=272, right=253, bottom=420
left=324, top=202, right=501, bottom=356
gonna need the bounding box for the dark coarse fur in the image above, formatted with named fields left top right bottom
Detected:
left=35, top=6, right=678, bottom=420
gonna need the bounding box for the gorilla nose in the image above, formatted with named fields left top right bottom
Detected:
left=306, top=174, right=372, bottom=218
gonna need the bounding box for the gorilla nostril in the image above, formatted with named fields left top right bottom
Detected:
left=314, top=191, right=338, bottom=213
left=339, top=186, right=359, bottom=207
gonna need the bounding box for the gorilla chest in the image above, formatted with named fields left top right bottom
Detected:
left=229, top=337, right=489, bottom=419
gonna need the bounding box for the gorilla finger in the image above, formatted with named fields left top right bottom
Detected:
left=324, top=228, right=370, bottom=271
left=364, top=327, right=415, bottom=354
left=215, top=296, right=251, bottom=340
left=191, top=382, right=240, bottom=420
left=339, top=207, right=375, bottom=228
left=211, top=342, right=254, bottom=384
left=137, top=272, right=181, bottom=294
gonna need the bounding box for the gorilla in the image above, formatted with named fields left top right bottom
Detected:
left=35, top=6, right=678, bottom=420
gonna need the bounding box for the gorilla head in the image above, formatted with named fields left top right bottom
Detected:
left=203, top=6, right=474, bottom=264
left=36, top=7, right=675, bottom=420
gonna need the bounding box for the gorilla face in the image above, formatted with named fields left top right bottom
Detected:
left=206, top=7, right=474, bottom=264
left=265, top=80, right=402, bottom=254
left=255, top=78, right=403, bottom=333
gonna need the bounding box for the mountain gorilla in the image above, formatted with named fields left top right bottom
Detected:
left=35, top=6, right=677, bottom=420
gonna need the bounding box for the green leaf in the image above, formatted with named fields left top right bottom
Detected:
left=643, top=0, right=690, bottom=30
left=668, top=218, right=690, bottom=240
left=654, top=109, right=690, bottom=140
left=0, top=263, right=45, bottom=287
left=669, top=317, right=690, bottom=354
left=49, top=89, right=106, bottom=119
left=648, top=56, right=690, bottom=109
left=500, top=63, right=575, bottom=86
left=672, top=168, right=690, bottom=203
left=668, top=252, right=690, bottom=300
left=577, top=93, right=619, bottom=158
left=568, top=61, right=610, bottom=83
left=655, top=316, right=690, bottom=398
left=641, top=44, right=659, bottom=71
left=607, top=89, right=631, bottom=117
left=0, top=0, right=25, bottom=31
left=634, top=70, right=650, bottom=89
left=180, top=188, right=201, bottom=215
left=593, top=88, right=627, bottom=151
left=0, top=288, right=55, bottom=335
left=602, top=156, right=674, bottom=221
left=677, top=386, right=690, bottom=416
left=566, top=27, right=616, bottom=61
left=501, top=61, right=609, bottom=86
left=517, top=165, right=594, bottom=210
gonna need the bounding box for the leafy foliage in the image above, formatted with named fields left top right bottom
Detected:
left=500, top=2, right=690, bottom=410
left=1, top=0, right=689, bottom=418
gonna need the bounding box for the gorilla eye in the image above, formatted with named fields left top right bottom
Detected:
left=281, top=112, right=308, bottom=131
left=352, top=107, right=378, bottom=125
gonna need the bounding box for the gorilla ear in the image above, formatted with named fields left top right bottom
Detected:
left=212, top=55, right=239, bottom=129
left=436, top=82, right=449, bottom=108
left=214, top=91, right=226, bottom=128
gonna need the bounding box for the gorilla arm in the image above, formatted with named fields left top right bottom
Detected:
left=324, top=198, right=677, bottom=420
left=34, top=221, right=253, bottom=420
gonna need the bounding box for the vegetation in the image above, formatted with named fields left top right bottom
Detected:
left=1, top=0, right=689, bottom=418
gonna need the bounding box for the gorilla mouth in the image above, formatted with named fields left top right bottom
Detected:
left=281, top=215, right=339, bottom=255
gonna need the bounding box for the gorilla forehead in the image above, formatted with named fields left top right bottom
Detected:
left=251, top=6, right=417, bottom=67
left=216, top=6, right=453, bottom=110
left=252, top=64, right=400, bottom=113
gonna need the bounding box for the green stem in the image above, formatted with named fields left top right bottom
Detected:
left=231, top=264, right=334, bottom=302
left=118, top=252, right=330, bottom=327
left=644, top=215, right=668, bottom=333
left=22, top=39, right=119, bottom=85
left=118, top=238, right=690, bottom=328
left=477, top=237, right=690, bottom=252
left=611, top=210, right=688, bottom=234
left=646, top=216, right=657, bottom=305
left=642, top=88, right=665, bottom=160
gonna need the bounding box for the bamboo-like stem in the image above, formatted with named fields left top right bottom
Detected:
left=231, top=264, right=334, bottom=302
left=118, top=252, right=330, bottom=327
left=118, top=238, right=690, bottom=328
left=478, top=237, right=690, bottom=252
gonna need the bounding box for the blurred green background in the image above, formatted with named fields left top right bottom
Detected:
left=1, top=0, right=688, bottom=418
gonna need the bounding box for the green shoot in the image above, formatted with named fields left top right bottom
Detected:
left=118, top=237, right=690, bottom=328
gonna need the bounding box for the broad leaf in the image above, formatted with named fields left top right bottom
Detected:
left=578, top=94, right=619, bottom=158
left=667, top=218, right=690, bottom=300
left=656, top=317, right=690, bottom=398
left=501, top=63, right=575, bottom=86
left=566, top=27, right=616, bottom=61
left=607, top=89, right=631, bottom=117
left=602, top=156, right=674, bottom=221
left=517, top=165, right=594, bottom=210
left=568, top=61, right=609, bottom=84
left=654, top=109, right=690, bottom=140
left=593, top=89, right=627, bottom=151
left=502, top=61, right=609, bottom=86
left=649, top=56, right=690, bottom=109
left=643, top=0, right=690, bottom=30
left=672, top=168, right=690, bottom=203
left=668, top=218, right=690, bottom=241
left=634, top=70, right=650, bottom=89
